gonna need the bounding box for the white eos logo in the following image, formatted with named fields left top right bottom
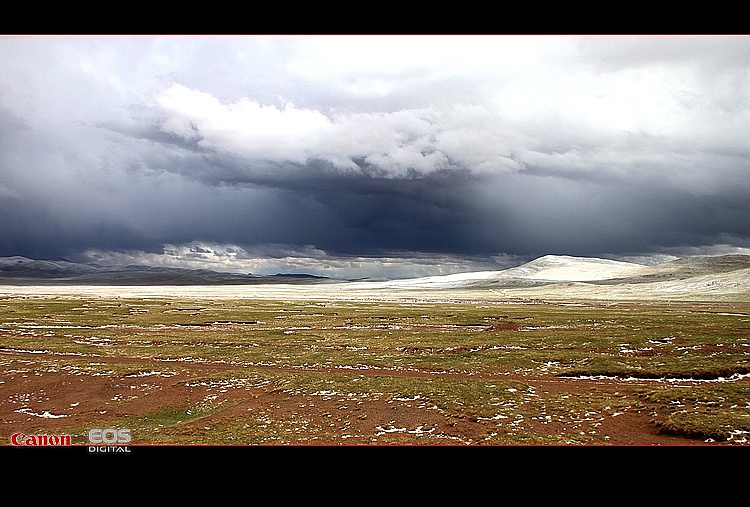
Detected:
left=88, top=428, right=131, bottom=444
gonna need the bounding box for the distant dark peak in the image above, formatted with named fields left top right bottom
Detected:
left=0, top=256, right=333, bottom=285
left=271, top=273, right=324, bottom=279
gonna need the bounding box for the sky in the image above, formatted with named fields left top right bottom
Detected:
left=1, top=35, right=749, bottom=279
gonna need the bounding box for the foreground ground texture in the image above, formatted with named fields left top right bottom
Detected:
left=1, top=286, right=749, bottom=446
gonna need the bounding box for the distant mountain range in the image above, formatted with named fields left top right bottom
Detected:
left=349, top=253, right=750, bottom=301
left=2, top=254, right=750, bottom=301
left=0, top=256, right=334, bottom=285
left=371, top=253, right=750, bottom=287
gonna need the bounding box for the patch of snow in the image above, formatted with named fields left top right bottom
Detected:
left=15, top=408, right=68, bottom=418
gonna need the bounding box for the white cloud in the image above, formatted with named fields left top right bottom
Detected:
left=153, top=84, right=334, bottom=165
left=79, top=242, right=528, bottom=280
left=149, top=34, right=749, bottom=183
left=79, top=241, right=750, bottom=280
left=152, top=83, right=529, bottom=177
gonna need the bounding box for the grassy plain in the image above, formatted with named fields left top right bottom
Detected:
left=1, top=287, right=749, bottom=445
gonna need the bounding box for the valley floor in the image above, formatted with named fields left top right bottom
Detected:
left=2, top=284, right=748, bottom=446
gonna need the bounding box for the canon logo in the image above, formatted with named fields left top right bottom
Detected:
left=11, top=432, right=72, bottom=446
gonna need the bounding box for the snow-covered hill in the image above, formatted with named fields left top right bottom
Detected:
left=352, top=255, right=649, bottom=289
left=498, top=255, right=648, bottom=281
left=2, top=254, right=749, bottom=301
left=346, top=254, right=750, bottom=300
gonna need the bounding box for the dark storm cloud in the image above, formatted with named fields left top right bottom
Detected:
left=1, top=35, right=749, bottom=277
left=89, top=115, right=485, bottom=255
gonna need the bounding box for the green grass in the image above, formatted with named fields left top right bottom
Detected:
left=638, top=383, right=750, bottom=443
left=2, top=294, right=749, bottom=444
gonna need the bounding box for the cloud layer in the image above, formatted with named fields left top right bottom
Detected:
left=1, top=35, right=749, bottom=277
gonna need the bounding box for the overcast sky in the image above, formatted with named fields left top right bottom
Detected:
left=1, top=35, right=749, bottom=278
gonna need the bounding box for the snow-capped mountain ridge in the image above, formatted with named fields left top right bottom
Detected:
left=362, top=254, right=650, bottom=289
left=499, top=255, right=648, bottom=281
left=2, top=254, right=750, bottom=299
left=353, top=254, right=750, bottom=291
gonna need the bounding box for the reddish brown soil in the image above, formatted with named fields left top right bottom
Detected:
left=2, top=348, right=737, bottom=447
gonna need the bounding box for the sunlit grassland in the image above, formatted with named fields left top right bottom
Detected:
left=1, top=293, right=749, bottom=444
